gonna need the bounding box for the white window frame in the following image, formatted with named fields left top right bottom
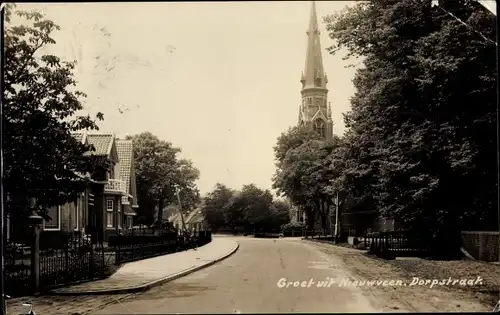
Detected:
left=44, top=205, right=61, bottom=231
left=106, top=199, right=114, bottom=228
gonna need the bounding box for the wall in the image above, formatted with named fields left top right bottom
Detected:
left=104, top=194, right=122, bottom=241
left=461, top=231, right=499, bottom=262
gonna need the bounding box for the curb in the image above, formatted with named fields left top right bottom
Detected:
left=48, top=241, right=240, bottom=296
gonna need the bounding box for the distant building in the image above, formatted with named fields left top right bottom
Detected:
left=168, top=205, right=206, bottom=232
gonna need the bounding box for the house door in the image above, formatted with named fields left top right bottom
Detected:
left=88, top=204, right=97, bottom=242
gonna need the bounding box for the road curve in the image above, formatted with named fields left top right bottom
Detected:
left=92, top=236, right=379, bottom=314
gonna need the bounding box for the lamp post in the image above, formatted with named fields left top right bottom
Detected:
left=174, top=185, right=186, bottom=232
left=334, top=191, right=339, bottom=237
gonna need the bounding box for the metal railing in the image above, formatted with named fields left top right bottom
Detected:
left=110, top=230, right=212, bottom=265
left=4, top=232, right=109, bottom=297
left=104, top=179, right=126, bottom=192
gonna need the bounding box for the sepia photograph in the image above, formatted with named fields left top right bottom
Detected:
left=1, top=1, right=499, bottom=314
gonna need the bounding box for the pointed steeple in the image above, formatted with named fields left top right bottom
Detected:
left=298, top=1, right=333, bottom=140
left=301, top=1, right=327, bottom=91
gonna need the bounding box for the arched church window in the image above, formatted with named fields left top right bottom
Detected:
left=313, top=119, right=326, bottom=139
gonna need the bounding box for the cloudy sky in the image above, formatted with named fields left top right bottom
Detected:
left=16, top=1, right=358, bottom=196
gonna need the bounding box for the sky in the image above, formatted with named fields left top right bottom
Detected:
left=15, top=1, right=358, bottom=196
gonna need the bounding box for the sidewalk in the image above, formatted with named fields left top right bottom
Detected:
left=49, top=237, right=239, bottom=295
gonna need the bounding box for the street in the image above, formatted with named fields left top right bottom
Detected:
left=92, top=237, right=378, bottom=313
left=6, top=236, right=495, bottom=314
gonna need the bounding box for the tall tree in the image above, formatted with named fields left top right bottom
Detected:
left=175, top=159, right=201, bottom=212
left=324, top=0, right=497, bottom=233
left=127, top=132, right=200, bottom=226
left=272, top=126, right=321, bottom=198
left=3, top=4, right=104, bottom=221
left=276, top=138, right=339, bottom=230
left=269, top=200, right=292, bottom=230
left=234, top=184, right=274, bottom=232
left=202, top=183, right=235, bottom=231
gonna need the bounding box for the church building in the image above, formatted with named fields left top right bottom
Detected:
left=290, top=1, right=333, bottom=228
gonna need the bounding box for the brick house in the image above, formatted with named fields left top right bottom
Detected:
left=42, top=132, right=106, bottom=239
left=42, top=132, right=140, bottom=242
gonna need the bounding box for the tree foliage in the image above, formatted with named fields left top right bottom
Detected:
left=272, top=0, right=497, bottom=236
left=201, top=183, right=290, bottom=232
left=126, top=132, right=200, bottom=226
left=3, top=4, right=104, bottom=220
left=202, top=183, right=235, bottom=231
left=325, top=0, right=497, bottom=233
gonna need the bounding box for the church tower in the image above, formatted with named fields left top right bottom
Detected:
left=298, top=1, right=333, bottom=140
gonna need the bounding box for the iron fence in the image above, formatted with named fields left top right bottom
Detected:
left=111, top=230, right=212, bottom=264
left=364, top=230, right=431, bottom=259
left=4, top=242, right=31, bottom=297
left=4, top=232, right=109, bottom=297
left=39, top=233, right=107, bottom=289
left=4, top=229, right=213, bottom=297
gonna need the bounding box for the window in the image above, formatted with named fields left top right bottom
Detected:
left=313, top=119, right=326, bottom=139
left=316, top=98, right=321, bottom=105
left=308, top=97, right=312, bottom=105
left=106, top=199, right=114, bottom=228
left=324, top=99, right=327, bottom=106
left=44, top=206, right=61, bottom=230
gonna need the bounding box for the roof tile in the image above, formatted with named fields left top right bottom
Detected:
left=86, top=134, right=114, bottom=156
left=116, top=139, right=134, bottom=204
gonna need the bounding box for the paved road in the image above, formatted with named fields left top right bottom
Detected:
left=91, top=237, right=379, bottom=313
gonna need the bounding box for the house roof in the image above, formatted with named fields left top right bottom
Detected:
left=116, top=139, right=134, bottom=204
left=86, top=133, right=115, bottom=156
left=185, top=208, right=204, bottom=224
left=168, top=207, right=204, bottom=227
left=168, top=212, right=181, bottom=223
left=187, top=210, right=204, bottom=224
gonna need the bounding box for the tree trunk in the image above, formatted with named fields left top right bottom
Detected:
left=304, top=205, right=315, bottom=230
left=319, top=200, right=328, bottom=233
left=154, top=197, right=164, bottom=230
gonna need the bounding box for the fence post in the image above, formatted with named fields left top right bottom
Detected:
left=28, top=215, right=43, bottom=295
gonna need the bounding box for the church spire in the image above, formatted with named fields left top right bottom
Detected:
left=298, top=1, right=333, bottom=140
left=301, top=1, right=327, bottom=91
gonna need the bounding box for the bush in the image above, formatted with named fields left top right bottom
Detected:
left=281, top=222, right=305, bottom=230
